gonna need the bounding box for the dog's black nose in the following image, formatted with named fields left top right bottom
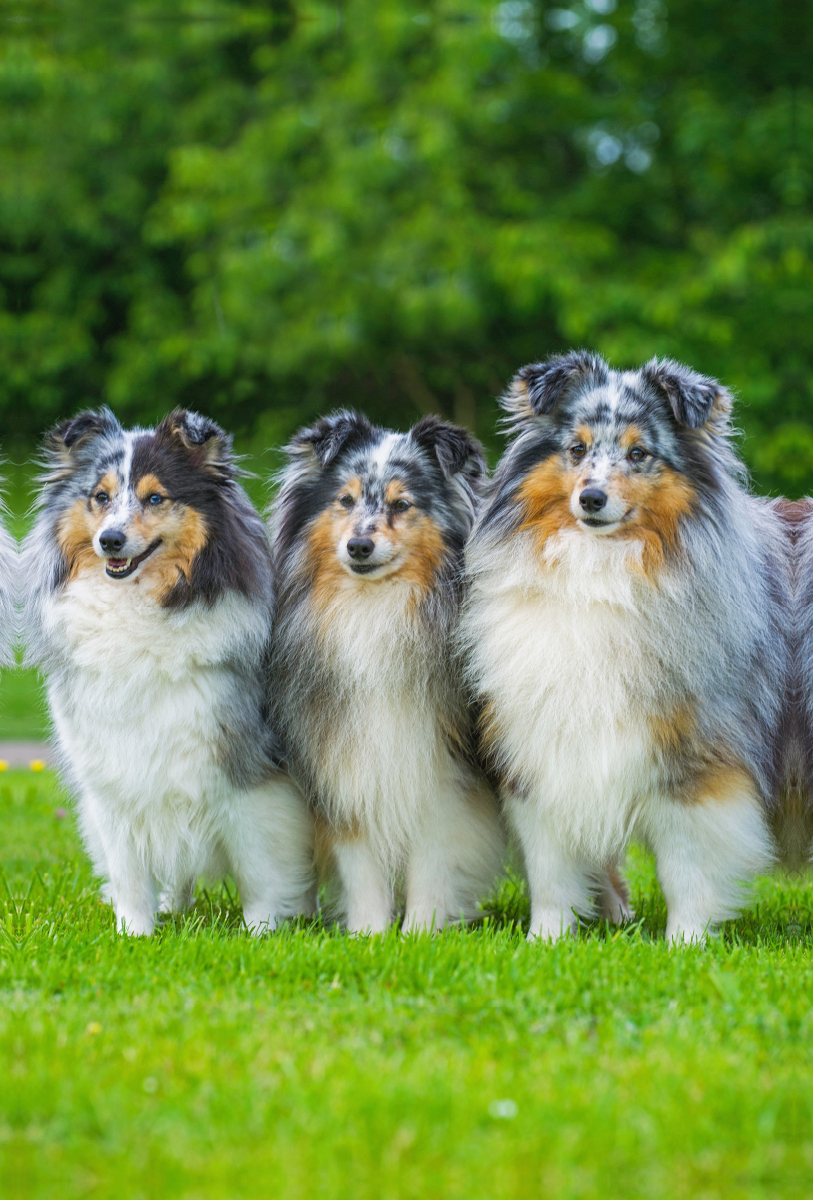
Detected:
left=347, top=537, right=375, bottom=560
left=582, top=484, right=609, bottom=513
left=99, top=529, right=127, bottom=554
left=579, top=488, right=608, bottom=514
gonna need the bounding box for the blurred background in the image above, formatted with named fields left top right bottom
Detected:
left=2, top=0, right=811, bottom=497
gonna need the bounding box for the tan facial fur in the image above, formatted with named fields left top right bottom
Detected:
left=518, top=432, right=696, bottom=576
left=306, top=478, right=446, bottom=613
left=133, top=503, right=208, bottom=598
left=56, top=473, right=120, bottom=580
left=57, top=468, right=208, bottom=598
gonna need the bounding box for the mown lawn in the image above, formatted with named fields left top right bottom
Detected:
left=2, top=769, right=811, bottom=1199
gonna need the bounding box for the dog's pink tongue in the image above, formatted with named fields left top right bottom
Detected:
left=108, top=558, right=127, bottom=569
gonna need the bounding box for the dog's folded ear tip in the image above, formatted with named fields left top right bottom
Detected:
left=288, top=410, right=372, bottom=468
left=50, top=407, right=120, bottom=451
left=163, top=408, right=226, bottom=445
left=504, top=350, right=609, bottom=421
left=641, top=358, right=728, bottom=431
left=410, top=416, right=486, bottom=480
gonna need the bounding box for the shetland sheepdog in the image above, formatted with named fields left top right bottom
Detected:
left=22, top=408, right=314, bottom=935
left=269, top=412, right=504, bottom=933
left=460, top=352, right=789, bottom=943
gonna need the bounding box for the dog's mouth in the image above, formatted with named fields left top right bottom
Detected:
left=577, top=513, right=628, bottom=532
left=105, top=540, right=162, bottom=579
left=349, top=563, right=381, bottom=575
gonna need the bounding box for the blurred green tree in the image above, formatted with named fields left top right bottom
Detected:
left=2, top=0, right=811, bottom=491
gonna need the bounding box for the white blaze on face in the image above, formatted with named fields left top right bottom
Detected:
left=91, top=434, right=151, bottom=563
left=370, top=432, right=401, bottom=475
left=337, top=433, right=411, bottom=578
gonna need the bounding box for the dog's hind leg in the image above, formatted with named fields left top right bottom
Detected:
left=223, top=773, right=315, bottom=934
left=600, top=862, right=634, bottom=924
left=645, top=781, right=774, bottom=944
left=158, top=878, right=196, bottom=915
left=403, top=773, right=504, bottom=932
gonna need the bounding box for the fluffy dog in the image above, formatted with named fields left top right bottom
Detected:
left=270, top=412, right=504, bottom=933
left=460, top=352, right=789, bottom=943
left=22, top=408, right=314, bottom=935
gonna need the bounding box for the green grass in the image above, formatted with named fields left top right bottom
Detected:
left=2, top=770, right=811, bottom=1199
left=0, top=668, right=49, bottom=740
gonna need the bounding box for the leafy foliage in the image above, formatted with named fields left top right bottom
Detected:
left=2, top=1, right=811, bottom=492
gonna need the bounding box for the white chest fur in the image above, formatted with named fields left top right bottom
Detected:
left=45, top=579, right=269, bottom=827
left=306, top=584, right=456, bottom=860
left=466, top=533, right=669, bottom=857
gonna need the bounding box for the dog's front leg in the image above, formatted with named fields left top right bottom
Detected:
left=223, top=775, right=316, bottom=934
left=79, top=792, right=156, bottom=935
left=505, top=794, right=592, bottom=942
left=333, top=833, right=393, bottom=934
left=105, top=839, right=157, bottom=936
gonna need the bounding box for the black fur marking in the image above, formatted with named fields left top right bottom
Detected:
left=129, top=424, right=272, bottom=609
left=478, top=431, right=563, bottom=536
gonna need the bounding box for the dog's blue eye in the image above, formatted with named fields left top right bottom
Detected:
left=628, top=447, right=648, bottom=463
left=393, top=499, right=412, bottom=512
left=338, top=495, right=355, bottom=509
left=148, top=494, right=164, bottom=505
left=95, top=492, right=109, bottom=505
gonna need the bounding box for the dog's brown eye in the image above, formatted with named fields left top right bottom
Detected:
left=570, top=444, right=586, bottom=460
left=339, top=494, right=355, bottom=509
left=393, top=499, right=412, bottom=513
left=95, top=491, right=109, bottom=505
left=628, top=447, right=648, bottom=463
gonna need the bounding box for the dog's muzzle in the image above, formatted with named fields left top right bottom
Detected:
left=105, top=539, right=162, bottom=579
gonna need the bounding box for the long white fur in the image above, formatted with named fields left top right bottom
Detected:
left=462, top=480, right=779, bottom=943
left=293, top=576, right=503, bottom=932
left=37, top=577, right=314, bottom=935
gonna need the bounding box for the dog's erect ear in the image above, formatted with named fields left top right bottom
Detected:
left=503, top=351, right=609, bottom=425
left=156, top=409, right=233, bottom=471
left=410, top=416, right=486, bottom=488
left=287, top=410, right=373, bottom=471
left=640, top=359, right=730, bottom=430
